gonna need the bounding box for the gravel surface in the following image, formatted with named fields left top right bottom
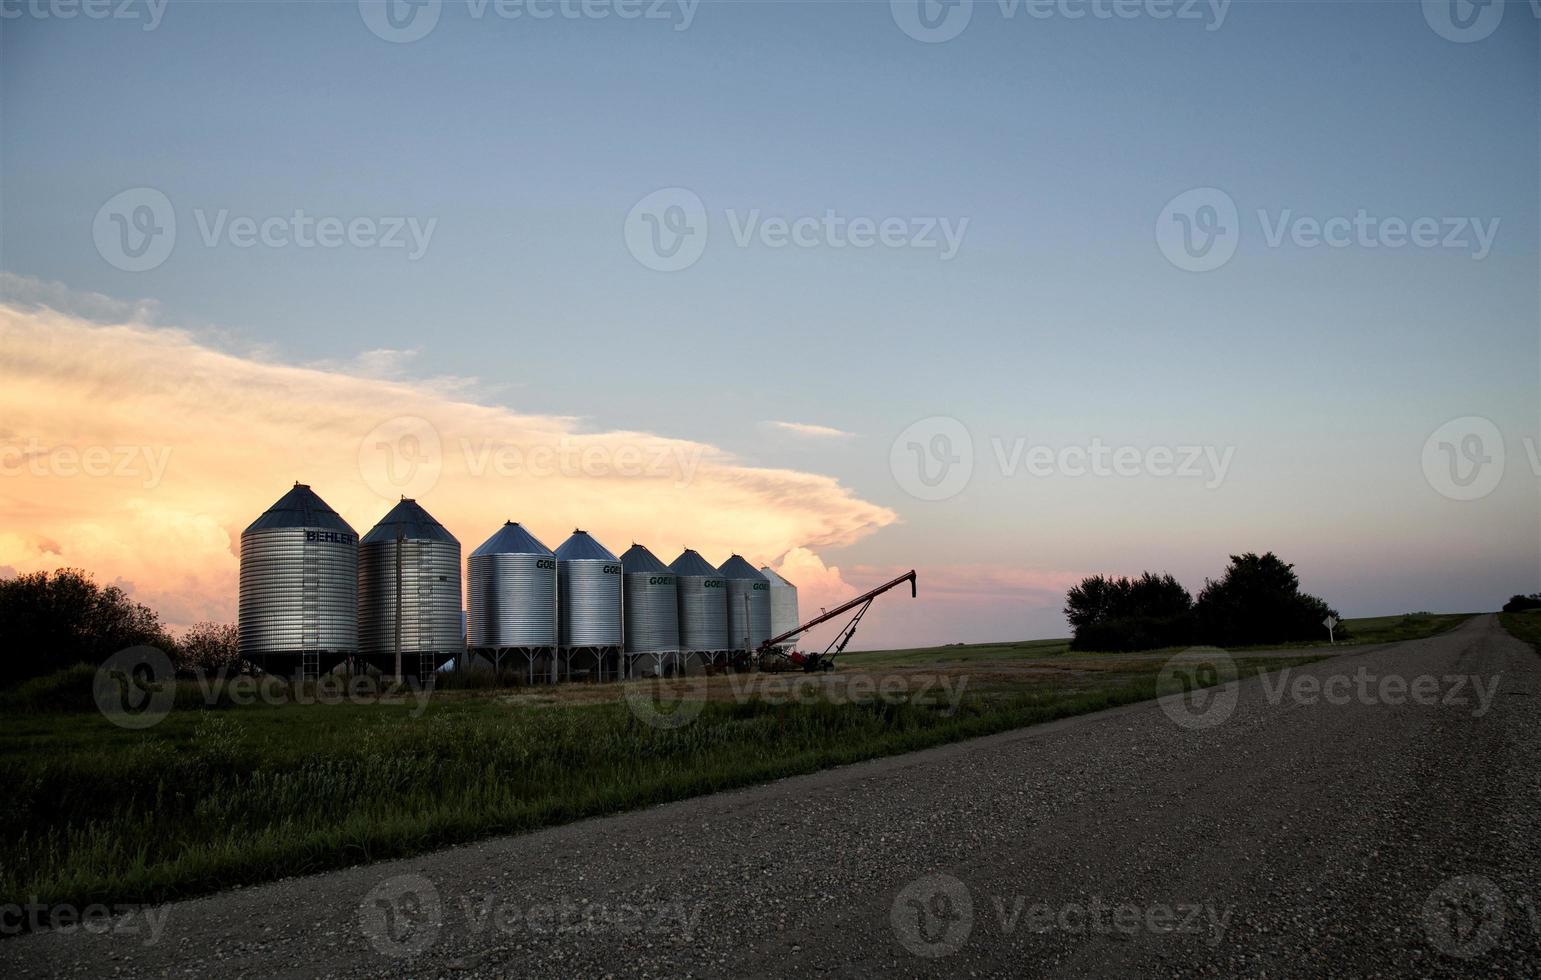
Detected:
left=6, top=614, right=1538, bottom=978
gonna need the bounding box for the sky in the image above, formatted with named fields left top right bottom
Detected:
left=0, top=0, right=1537, bottom=648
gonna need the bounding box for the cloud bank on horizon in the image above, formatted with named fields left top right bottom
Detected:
left=0, top=293, right=898, bottom=632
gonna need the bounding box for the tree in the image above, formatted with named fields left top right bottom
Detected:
left=0, top=568, right=170, bottom=686
left=1193, top=552, right=1342, bottom=647
left=1128, top=571, right=1194, bottom=621
left=1065, top=571, right=1194, bottom=651
left=1064, top=574, right=1127, bottom=634
left=175, top=622, right=244, bottom=673
left=1502, top=593, right=1541, bottom=613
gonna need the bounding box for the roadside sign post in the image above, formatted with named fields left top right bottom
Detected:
left=1324, top=615, right=1338, bottom=644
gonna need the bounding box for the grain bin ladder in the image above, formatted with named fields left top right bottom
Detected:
left=754, top=570, right=917, bottom=672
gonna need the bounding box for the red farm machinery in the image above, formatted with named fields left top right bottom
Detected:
left=752, top=570, right=917, bottom=673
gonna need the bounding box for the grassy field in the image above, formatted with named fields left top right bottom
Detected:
left=1327, top=612, right=1477, bottom=645
left=1499, top=609, right=1541, bottom=650
left=0, top=650, right=1326, bottom=915
left=844, top=637, right=1075, bottom=667
left=844, top=611, right=1477, bottom=668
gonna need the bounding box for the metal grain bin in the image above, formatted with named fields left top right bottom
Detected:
left=760, top=565, right=800, bottom=643
left=554, top=530, right=623, bottom=649
left=620, top=544, right=679, bottom=654
left=357, top=498, right=463, bottom=675
left=719, top=554, right=771, bottom=651
left=669, top=549, right=729, bottom=652
left=466, top=522, right=557, bottom=649
left=238, top=483, right=357, bottom=676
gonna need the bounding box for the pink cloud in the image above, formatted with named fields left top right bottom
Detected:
left=763, top=551, right=1084, bottom=651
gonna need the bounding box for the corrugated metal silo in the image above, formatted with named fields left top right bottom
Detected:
left=760, top=565, right=800, bottom=644
left=621, top=544, right=679, bottom=654
left=719, top=555, right=771, bottom=651
left=466, top=522, right=557, bottom=649
left=238, top=483, right=357, bottom=677
left=357, top=498, right=463, bottom=677
left=554, top=530, right=623, bottom=648
left=670, top=549, right=729, bottom=654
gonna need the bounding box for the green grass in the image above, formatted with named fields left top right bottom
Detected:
left=1329, top=612, right=1476, bottom=645
left=1498, top=609, right=1541, bottom=651
left=0, top=654, right=1321, bottom=914
left=843, top=636, right=1074, bottom=667
left=845, top=612, right=1478, bottom=666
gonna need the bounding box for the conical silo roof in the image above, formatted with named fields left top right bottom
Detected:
left=361, top=498, right=458, bottom=545
left=471, top=522, right=553, bottom=558
left=669, top=549, right=721, bottom=577
left=759, top=565, right=794, bottom=588
left=554, top=529, right=619, bottom=562
left=718, top=554, right=768, bottom=581
left=621, top=543, right=669, bottom=574
left=244, top=483, right=355, bottom=534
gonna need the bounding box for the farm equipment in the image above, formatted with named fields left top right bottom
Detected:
left=755, top=570, right=917, bottom=672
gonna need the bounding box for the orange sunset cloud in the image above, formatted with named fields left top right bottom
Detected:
left=0, top=295, right=897, bottom=632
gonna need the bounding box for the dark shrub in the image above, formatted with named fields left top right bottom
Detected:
left=0, top=568, right=170, bottom=687
left=1066, top=572, right=1194, bottom=651
left=1194, top=552, right=1342, bottom=647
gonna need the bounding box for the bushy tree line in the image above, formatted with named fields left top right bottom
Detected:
left=1063, top=572, right=1195, bottom=652
left=1502, top=593, right=1541, bottom=613
left=0, top=568, right=243, bottom=687
left=1065, top=553, right=1342, bottom=651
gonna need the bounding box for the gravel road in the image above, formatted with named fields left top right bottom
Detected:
left=6, top=614, right=1538, bottom=978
